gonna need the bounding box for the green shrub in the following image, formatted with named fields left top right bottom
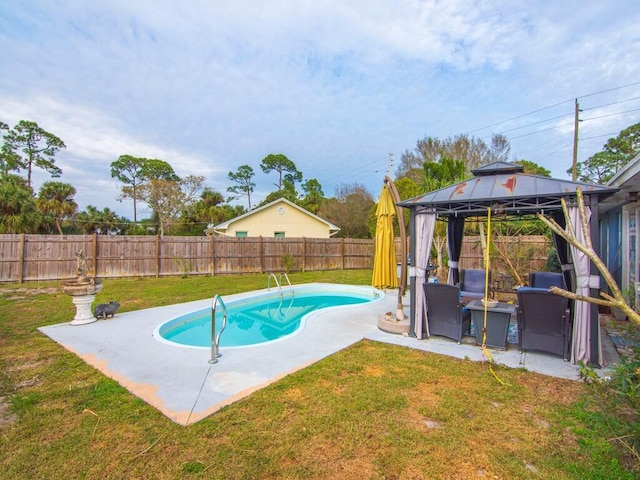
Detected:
left=281, top=253, right=296, bottom=273
left=580, top=326, right=640, bottom=472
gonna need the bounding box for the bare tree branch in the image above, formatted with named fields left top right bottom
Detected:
left=536, top=187, right=639, bottom=324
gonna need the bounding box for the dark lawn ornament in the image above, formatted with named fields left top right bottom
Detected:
left=94, top=301, right=120, bottom=319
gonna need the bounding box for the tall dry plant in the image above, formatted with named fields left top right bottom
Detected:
left=537, top=188, right=640, bottom=325
left=490, top=226, right=537, bottom=287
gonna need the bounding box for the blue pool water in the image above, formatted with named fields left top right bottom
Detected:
left=156, top=285, right=381, bottom=348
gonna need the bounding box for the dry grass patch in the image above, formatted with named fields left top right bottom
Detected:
left=364, top=364, right=386, bottom=377
left=0, top=396, right=18, bottom=427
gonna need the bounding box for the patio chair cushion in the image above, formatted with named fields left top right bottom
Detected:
left=529, top=272, right=565, bottom=290
left=460, top=269, right=490, bottom=298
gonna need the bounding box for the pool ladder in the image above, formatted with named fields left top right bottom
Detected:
left=209, top=294, right=228, bottom=364
left=267, top=272, right=295, bottom=298
left=267, top=272, right=296, bottom=320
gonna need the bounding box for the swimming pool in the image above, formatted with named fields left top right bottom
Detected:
left=154, top=284, right=384, bottom=348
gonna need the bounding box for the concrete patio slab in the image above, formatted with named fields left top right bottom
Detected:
left=38, top=285, right=616, bottom=425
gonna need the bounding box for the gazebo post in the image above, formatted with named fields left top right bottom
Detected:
left=588, top=197, right=603, bottom=366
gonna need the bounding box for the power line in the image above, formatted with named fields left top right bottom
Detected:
left=578, top=81, right=640, bottom=99
left=518, top=140, right=572, bottom=154
left=322, top=156, right=388, bottom=189
left=581, top=95, right=640, bottom=112
left=493, top=112, right=574, bottom=135
left=347, top=82, right=640, bottom=184
left=582, top=107, right=640, bottom=123
left=467, top=81, right=640, bottom=136
left=579, top=131, right=619, bottom=141
left=328, top=81, right=640, bottom=189
left=509, top=122, right=575, bottom=140
left=466, top=99, right=574, bottom=134
left=499, top=106, right=638, bottom=142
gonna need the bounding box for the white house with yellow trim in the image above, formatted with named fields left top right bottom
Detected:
left=209, top=198, right=340, bottom=238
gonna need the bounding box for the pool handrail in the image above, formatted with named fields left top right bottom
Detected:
left=209, top=294, right=228, bottom=364
left=278, top=272, right=294, bottom=297
left=265, top=272, right=294, bottom=320
left=267, top=272, right=280, bottom=292
left=267, top=272, right=295, bottom=299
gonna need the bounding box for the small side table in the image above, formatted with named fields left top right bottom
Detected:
left=466, top=300, right=517, bottom=350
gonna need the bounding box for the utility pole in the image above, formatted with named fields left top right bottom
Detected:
left=572, top=98, right=580, bottom=181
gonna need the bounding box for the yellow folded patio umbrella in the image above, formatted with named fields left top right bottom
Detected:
left=372, top=183, right=398, bottom=289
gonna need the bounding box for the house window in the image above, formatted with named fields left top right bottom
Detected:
left=235, top=231, right=248, bottom=238
left=274, top=232, right=285, bottom=238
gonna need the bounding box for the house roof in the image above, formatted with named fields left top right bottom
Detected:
left=398, top=161, right=618, bottom=215
left=212, top=197, right=340, bottom=233
left=600, top=153, right=640, bottom=213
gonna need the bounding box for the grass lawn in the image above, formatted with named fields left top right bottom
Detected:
left=0, top=270, right=635, bottom=479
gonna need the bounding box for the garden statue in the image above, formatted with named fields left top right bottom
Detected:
left=62, top=250, right=103, bottom=325
left=94, top=301, right=120, bottom=319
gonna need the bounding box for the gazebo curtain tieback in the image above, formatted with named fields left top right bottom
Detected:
left=410, top=267, right=426, bottom=279
left=448, top=260, right=459, bottom=268
left=561, top=263, right=573, bottom=271
left=576, top=275, right=601, bottom=289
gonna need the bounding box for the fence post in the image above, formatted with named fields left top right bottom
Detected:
left=340, top=238, right=345, bottom=270
left=259, top=236, right=264, bottom=274
left=302, top=237, right=306, bottom=272
left=92, top=233, right=98, bottom=276
left=210, top=234, right=215, bottom=276
left=18, top=234, right=25, bottom=283
left=155, top=235, right=160, bottom=278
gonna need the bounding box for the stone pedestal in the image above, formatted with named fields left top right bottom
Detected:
left=70, top=294, right=99, bottom=325
left=62, top=279, right=103, bottom=326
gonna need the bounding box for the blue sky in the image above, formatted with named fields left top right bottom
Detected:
left=1, top=1, right=639, bottom=219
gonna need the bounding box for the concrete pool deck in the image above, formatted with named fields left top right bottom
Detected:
left=38, top=285, right=619, bottom=425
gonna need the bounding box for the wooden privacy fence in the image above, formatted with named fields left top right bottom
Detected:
left=458, top=235, right=551, bottom=269
left=0, top=234, right=551, bottom=283
left=456, top=234, right=552, bottom=287
left=0, top=234, right=376, bottom=282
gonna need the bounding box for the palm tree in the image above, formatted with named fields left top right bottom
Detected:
left=76, top=205, right=127, bottom=234
left=0, top=175, right=41, bottom=233
left=37, top=181, right=77, bottom=236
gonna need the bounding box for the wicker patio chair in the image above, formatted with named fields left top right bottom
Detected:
left=516, top=288, right=571, bottom=360
left=424, top=283, right=471, bottom=343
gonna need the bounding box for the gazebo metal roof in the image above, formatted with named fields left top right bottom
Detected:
left=398, top=161, right=618, bottom=215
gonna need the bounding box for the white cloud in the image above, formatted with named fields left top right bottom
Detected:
left=1, top=0, right=640, bottom=215
left=1, top=94, right=225, bottom=215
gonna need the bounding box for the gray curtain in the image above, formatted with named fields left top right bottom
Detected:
left=413, top=210, right=436, bottom=339
left=446, top=215, right=465, bottom=285
left=568, top=205, right=602, bottom=364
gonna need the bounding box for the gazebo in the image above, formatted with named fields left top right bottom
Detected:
left=398, top=161, right=618, bottom=366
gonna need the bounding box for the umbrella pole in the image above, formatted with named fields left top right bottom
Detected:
left=385, top=176, right=407, bottom=320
